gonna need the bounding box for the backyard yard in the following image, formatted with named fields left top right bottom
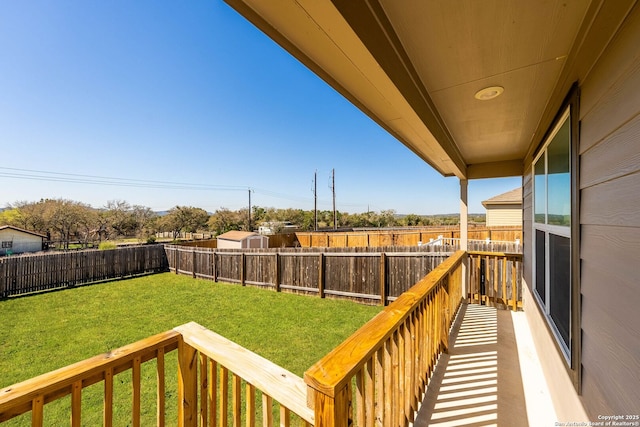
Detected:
left=0, top=273, right=382, bottom=425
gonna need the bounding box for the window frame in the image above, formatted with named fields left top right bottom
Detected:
left=533, top=107, right=572, bottom=358
left=531, top=84, right=581, bottom=392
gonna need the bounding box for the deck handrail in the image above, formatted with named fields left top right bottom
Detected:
left=0, top=330, right=180, bottom=425
left=0, top=324, right=313, bottom=426
left=175, top=321, right=314, bottom=425
left=304, top=250, right=465, bottom=426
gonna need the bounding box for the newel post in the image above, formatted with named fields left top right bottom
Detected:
left=307, top=385, right=351, bottom=427
left=178, top=337, right=198, bottom=427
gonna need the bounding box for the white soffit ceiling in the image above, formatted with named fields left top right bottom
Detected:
left=379, top=0, right=591, bottom=164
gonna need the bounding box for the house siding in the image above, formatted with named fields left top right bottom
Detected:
left=0, top=228, right=44, bottom=255
left=578, top=3, right=640, bottom=418
left=485, top=204, right=522, bottom=227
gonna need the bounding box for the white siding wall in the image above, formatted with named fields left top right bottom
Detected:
left=485, top=204, right=522, bottom=227
left=0, top=229, right=43, bottom=255
left=577, top=3, right=640, bottom=418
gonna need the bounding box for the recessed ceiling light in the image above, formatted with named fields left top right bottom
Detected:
left=474, top=86, right=504, bottom=101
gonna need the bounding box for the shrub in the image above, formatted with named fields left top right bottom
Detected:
left=98, top=241, right=117, bottom=250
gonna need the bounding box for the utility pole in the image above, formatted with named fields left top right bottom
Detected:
left=313, top=170, right=318, bottom=231
left=331, top=168, right=336, bottom=230
left=248, top=188, right=252, bottom=231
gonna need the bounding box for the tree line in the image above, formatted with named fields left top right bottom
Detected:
left=0, top=198, right=481, bottom=248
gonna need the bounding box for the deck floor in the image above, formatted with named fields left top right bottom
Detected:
left=413, top=303, right=556, bottom=427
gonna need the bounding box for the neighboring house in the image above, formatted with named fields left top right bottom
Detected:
left=0, top=225, right=46, bottom=256
left=225, top=0, right=639, bottom=421
left=481, top=188, right=522, bottom=227
left=216, top=230, right=268, bottom=249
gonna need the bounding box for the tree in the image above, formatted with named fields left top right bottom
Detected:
left=41, top=199, right=96, bottom=249
left=159, top=206, right=209, bottom=238
left=208, top=208, right=243, bottom=236
left=104, top=200, right=137, bottom=238
left=12, top=200, right=48, bottom=232
left=131, top=205, right=157, bottom=240
left=0, top=207, right=23, bottom=228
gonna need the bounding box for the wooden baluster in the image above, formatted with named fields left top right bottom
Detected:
left=262, top=394, right=273, bottom=427
left=356, top=368, right=365, bottom=427
left=512, top=258, right=517, bottom=311
left=157, top=349, right=165, bottom=427
left=233, top=374, right=242, bottom=426
left=219, top=367, right=229, bottom=427
left=365, top=359, right=374, bottom=427
left=246, top=384, right=256, bottom=427
left=375, top=348, right=385, bottom=426
left=178, top=340, right=198, bottom=427
left=280, top=406, right=290, bottom=427
left=133, top=356, right=141, bottom=427
left=502, top=257, right=507, bottom=308
left=200, top=354, right=208, bottom=427
left=397, top=327, right=404, bottom=427
left=209, top=360, right=218, bottom=427
left=384, top=340, right=392, bottom=426
left=71, top=380, right=81, bottom=427
left=31, top=395, right=44, bottom=427
left=105, top=367, right=114, bottom=427
left=493, top=256, right=499, bottom=306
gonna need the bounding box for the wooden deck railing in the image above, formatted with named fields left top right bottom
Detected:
left=175, top=322, right=313, bottom=426
left=468, top=251, right=523, bottom=311
left=0, top=324, right=313, bottom=426
left=303, top=250, right=465, bottom=426
left=0, top=330, right=180, bottom=426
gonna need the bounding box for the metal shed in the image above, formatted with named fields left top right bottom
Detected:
left=216, top=230, right=268, bottom=249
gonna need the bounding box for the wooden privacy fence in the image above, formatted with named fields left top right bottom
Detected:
left=164, top=245, right=453, bottom=304
left=0, top=245, right=167, bottom=298
left=304, top=251, right=465, bottom=426
left=468, top=251, right=523, bottom=311
left=0, top=323, right=313, bottom=426
left=296, top=227, right=522, bottom=248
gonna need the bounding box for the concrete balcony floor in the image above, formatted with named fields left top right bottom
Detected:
left=414, top=303, right=556, bottom=427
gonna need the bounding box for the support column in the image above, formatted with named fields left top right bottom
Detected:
left=460, top=179, right=469, bottom=299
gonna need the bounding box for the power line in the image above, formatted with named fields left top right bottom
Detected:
left=0, top=166, right=373, bottom=210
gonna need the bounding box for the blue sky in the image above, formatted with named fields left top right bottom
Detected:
left=0, top=1, right=520, bottom=215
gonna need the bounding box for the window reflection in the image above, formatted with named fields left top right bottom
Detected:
left=547, top=119, right=571, bottom=226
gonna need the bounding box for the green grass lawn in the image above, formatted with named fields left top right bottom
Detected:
left=0, top=273, right=382, bottom=425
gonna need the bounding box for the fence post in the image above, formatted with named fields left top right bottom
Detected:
left=240, top=252, right=246, bottom=286
left=192, top=249, right=196, bottom=279
left=0, top=260, right=5, bottom=298
left=175, top=248, right=179, bottom=275
left=274, top=253, right=280, bottom=292
left=318, top=253, right=325, bottom=298
left=212, top=252, right=217, bottom=282
left=379, top=253, right=387, bottom=306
